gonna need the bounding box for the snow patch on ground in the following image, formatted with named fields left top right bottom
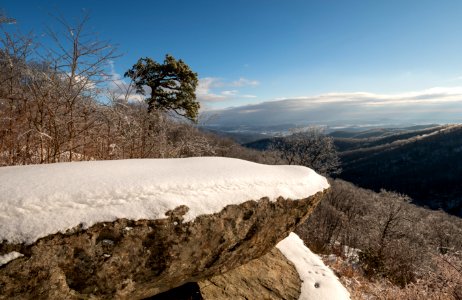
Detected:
left=0, top=251, right=23, bottom=266
left=0, top=157, right=328, bottom=244
left=277, top=233, right=350, bottom=300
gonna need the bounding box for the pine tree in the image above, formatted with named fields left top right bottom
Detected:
left=125, top=55, right=200, bottom=122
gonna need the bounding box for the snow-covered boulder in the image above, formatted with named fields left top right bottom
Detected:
left=198, top=233, right=350, bottom=300
left=0, top=157, right=328, bottom=299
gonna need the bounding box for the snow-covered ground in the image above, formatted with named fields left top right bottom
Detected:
left=277, top=233, right=351, bottom=300
left=0, top=157, right=328, bottom=244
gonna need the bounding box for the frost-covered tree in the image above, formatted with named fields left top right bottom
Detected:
left=271, top=127, right=341, bottom=176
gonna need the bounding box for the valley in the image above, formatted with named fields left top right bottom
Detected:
left=226, top=123, right=462, bottom=216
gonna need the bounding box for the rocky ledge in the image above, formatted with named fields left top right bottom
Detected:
left=0, top=192, right=324, bottom=299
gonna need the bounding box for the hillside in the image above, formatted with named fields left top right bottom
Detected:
left=241, top=124, right=443, bottom=152
left=297, top=179, right=462, bottom=299
left=201, top=128, right=271, bottom=144
left=332, top=125, right=444, bottom=152
left=242, top=124, right=462, bottom=216
left=338, top=124, right=462, bottom=216
left=244, top=137, right=278, bottom=150
left=329, top=124, right=439, bottom=139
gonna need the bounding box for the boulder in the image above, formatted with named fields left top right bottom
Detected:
left=150, top=232, right=351, bottom=300
left=0, top=192, right=324, bottom=299
left=198, top=247, right=301, bottom=300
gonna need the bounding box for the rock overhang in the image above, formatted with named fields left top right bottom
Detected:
left=0, top=157, right=329, bottom=245
left=0, top=157, right=329, bottom=299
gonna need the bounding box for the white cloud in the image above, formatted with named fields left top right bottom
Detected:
left=107, top=60, right=145, bottom=102
left=230, top=77, right=260, bottom=87
left=207, top=86, right=462, bottom=127
left=450, top=76, right=462, bottom=81
left=196, top=77, right=223, bottom=92
left=64, top=73, right=97, bottom=90
left=196, top=77, right=227, bottom=102
left=274, top=87, right=462, bottom=105
left=197, top=77, right=259, bottom=103
left=221, top=90, right=239, bottom=96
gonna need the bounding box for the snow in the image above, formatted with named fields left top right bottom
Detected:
left=277, top=233, right=350, bottom=300
left=0, top=251, right=23, bottom=266
left=0, top=157, right=328, bottom=245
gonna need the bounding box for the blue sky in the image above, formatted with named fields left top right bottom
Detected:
left=3, top=0, right=462, bottom=124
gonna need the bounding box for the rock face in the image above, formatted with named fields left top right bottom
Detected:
left=199, top=247, right=301, bottom=300
left=0, top=192, right=324, bottom=299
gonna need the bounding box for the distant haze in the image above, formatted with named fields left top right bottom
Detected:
left=204, top=87, right=462, bottom=130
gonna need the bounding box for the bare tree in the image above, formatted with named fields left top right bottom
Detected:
left=41, top=12, right=118, bottom=161
left=0, top=17, right=35, bottom=165
left=0, top=11, right=120, bottom=165
left=271, top=127, right=341, bottom=175
left=0, top=11, right=16, bottom=25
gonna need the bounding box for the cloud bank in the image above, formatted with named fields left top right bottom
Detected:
left=206, top=87, right=462, bottom=128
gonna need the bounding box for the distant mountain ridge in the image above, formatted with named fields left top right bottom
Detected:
left=333, top=125, right=445, bottom=152
left=329, top=124, right=440, bottom=140
left=338, top=124, right=462, bottom=216
left=240, top=124, right=462, bottom=216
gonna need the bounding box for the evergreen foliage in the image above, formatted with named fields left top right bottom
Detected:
left=125, top=55, right=200, bottom=122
